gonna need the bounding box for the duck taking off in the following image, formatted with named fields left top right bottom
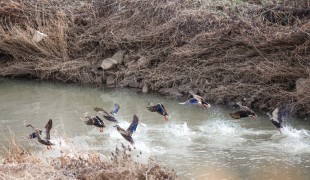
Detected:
left=146, top=103, right=169, bottom=121
left=84, top=115, right=105, bottom=132
left=114, top=114, right=139, bottom=145
left=179, top=91, right=211, bottom=108
left=266, top=106, right=287, bottom=133
left=26, top=119, right=54, bottom=149
left=94, top=105, right=119, bottom=123
left=230, top=102, right=257, bottom=119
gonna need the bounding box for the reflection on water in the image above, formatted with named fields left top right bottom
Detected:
left=0, top=78, right=310, bottom=179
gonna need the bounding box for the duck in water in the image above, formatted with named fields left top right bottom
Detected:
left=146, top=103, right=169, bottom=121
left=94, top=103, right=120, bottom=123
left=266, top=106, right=287, bottom=133
left=26, top=119, right=54, bottom=149
left=84, top=115, right=105, bottom=132
left=179, top=91, right=211, bottom=108
left=230, top=102, right=257, bottom=119
left=114, top=114, right=139, bottom=145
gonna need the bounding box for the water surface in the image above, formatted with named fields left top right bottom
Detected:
left=0, top=78, right=310, bottom=179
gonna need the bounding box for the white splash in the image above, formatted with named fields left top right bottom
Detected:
left=268, top=125, right=310, bottom=154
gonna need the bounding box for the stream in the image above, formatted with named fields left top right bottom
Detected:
left=0, top=78, right=310, bottom=179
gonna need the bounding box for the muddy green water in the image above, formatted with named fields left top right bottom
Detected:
left=0, top=78, right=310, bottom=179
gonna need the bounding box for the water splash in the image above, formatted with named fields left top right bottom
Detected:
left=163, top=122, right=193, bottom=137
left=268, top=125, right=310, bottom=154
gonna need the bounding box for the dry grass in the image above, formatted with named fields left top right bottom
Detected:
left=0, top=138, right=177, bottom=179
left=0, top=0, right=310, bottom=117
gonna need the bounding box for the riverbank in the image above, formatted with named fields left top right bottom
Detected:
left=0, top=0, right=309, bottom=118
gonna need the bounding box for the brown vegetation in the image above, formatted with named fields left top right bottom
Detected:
left=0, top=138, right=177, bottom=179
left=0, top=0, right=310, bottom=117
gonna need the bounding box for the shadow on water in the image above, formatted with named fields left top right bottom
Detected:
left=0, top=78, right=310, bottom=179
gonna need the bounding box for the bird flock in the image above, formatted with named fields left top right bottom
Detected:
left=26, top=92, right=287, bottom=150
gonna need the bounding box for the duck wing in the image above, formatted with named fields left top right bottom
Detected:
left=94, top=107, right=110, bottom=115
left=273, top=106, right=288, bottom=124
left=94, top=107, right=117, bottom=122
left=26, top=124, right=36, bottom=131
left=160, top=104, right=168, bottom=116
left=84, top=116, right=95, bottom=125
left=110, top=103, right=120, bottom=115
left=239, top=105, right=256, bottom=116
left=230, top=112, right=241, bottom=119
left=94, top=116, right=105, bottom=127
left=239, top=105, right=251, bottom=111
left=43, top=119, right=52, bottom=140
left=36, top=132, right=54, bottom=146
left=146, top=105, right=157, bottom=112
left=116, top=126, right=134, bottom=143
left=121, top=134, right=134, bottom=144
left=230, top=110, right=252, bottom=119
left=179, top=98, right=200, bottom=105
left=271, top=108, right=280, bottom=123
left=103, top=114, right=118, bottom=123
left=189, top=91, right=202, bottom=99
left=127, top=114, right=139, bottom=135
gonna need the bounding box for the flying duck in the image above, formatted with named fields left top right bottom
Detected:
left=230, top=102, right=257, bottom=119
left=146, top=103, right=169, bottom=121
left=84, top=115, right=105, bottom=132
left=26, top=119, right=54, bottom=149
left=114, top=114, right=139, bottom=145
left=266, top=107, right=286, bottom=133
left=94, top=104, right=119, bottom=123
left=179, top=92, right=211, bottom=108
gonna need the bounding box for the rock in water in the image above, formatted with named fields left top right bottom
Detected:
left=100, top=50, right=125, bottom=70
left=101, top=58, right=118, bottom=70
left=142, top=83, right=148, bottom=93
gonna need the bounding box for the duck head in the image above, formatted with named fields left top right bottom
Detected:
left=114, top=125, right=120, bottom=128
left=114, top=124, right=124, bottom=131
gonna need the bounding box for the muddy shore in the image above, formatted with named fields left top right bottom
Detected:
left=0, top=0, right=310, bottom=118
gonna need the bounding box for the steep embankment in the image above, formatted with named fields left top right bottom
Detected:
left=0, top=0, right=310, bottom=117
